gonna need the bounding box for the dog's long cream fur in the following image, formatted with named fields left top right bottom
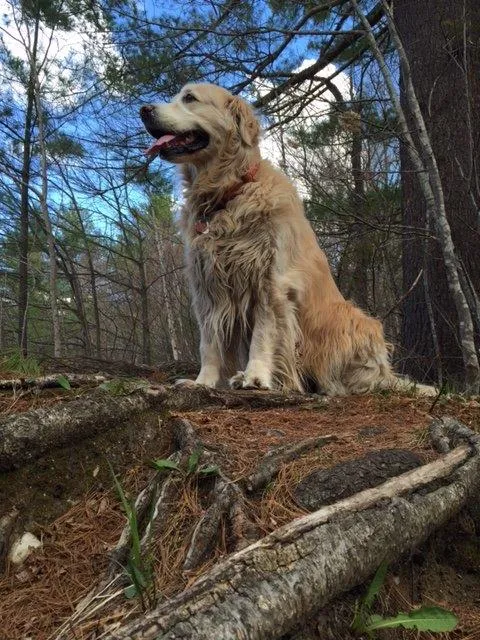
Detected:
left=141, top=83, right=427, bottom=396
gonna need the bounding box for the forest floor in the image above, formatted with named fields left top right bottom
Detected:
left=0, top=362, right=479, bottom=639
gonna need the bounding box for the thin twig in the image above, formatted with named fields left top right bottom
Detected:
left=381, top=269, right=423, bottom=321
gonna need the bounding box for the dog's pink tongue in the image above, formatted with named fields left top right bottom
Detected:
left=145, top=134, right=176, bottom=156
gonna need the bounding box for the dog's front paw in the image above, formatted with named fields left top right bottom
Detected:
left=174, top=378, right=200, bottom=389
left=229, top=371, right=272, bottom=390
left=229, top=371, right=246, bottom=389
left=175, top=374, right=219, bottom=389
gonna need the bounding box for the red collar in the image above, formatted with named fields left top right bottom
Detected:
left=195, top=163, right=260, bottom=234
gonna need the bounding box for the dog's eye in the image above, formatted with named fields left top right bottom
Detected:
left=183, top=92, right=198, bottom=104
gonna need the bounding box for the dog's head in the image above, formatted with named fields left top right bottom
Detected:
left=140, top=83, right=260, bottom=165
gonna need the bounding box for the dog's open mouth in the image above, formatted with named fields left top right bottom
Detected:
left=145, top=129, right=209, bottom=157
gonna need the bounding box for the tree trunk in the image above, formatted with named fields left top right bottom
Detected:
left=353, top=0, right=480, bottom=393
left=53, top=162, right=102, bottom=357
left=154, top=226, right=181, bottom=362
left=138, top=248, right=152, bottom=366
left=17, top=13, right=40, bottom=355
left=57, top=248, right=93, bottom=356
left=79, top=221, right=102, bottom=358
left=34, top=79, right=62, bottom=358
left=397, top=0, right=480, bottom=384
left=347, top=104, right=370, bottom=311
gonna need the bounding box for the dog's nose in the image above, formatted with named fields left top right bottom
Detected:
left=140, top=105, right=154, bottom=119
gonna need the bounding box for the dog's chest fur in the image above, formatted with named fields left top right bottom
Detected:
left=183, top=196, right=276, bottom=337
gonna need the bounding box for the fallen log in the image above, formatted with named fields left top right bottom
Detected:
left=107, top=420, right=480, bottom=640
left=0, top=385, right=321, bottom=471
left=0, top=388, right=161, bottom=471
left=0, top=373, right=108, bottom=391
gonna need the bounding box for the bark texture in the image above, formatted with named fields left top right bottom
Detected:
left=0, top=384, right=321, bottom=470
left=0, top=373, right=107, bottom=390
left=396, top=0, right=480, bottom=383
left=353, top=0, right=480, bottom=393
left=0, top=389, right=158, bottom=471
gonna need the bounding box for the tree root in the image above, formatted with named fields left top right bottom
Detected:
left=243, top=435, right=337, bottom=493
left=52, top=416, right=334, bottom=638
left=104, top=418, right=480, bottom=640
left=0, top=507, right=19, bottom=573
left=0, top=384, right=323, bottom=471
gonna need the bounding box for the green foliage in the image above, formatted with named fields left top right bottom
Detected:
left=360, top=560, right=388, bottom=614
left=150, top=453, right=219, bottom=477
left=151, top=458, right=181, bottom=472
left=46, top=134, right=85, bottom=158
left=364, top=607, right=458, bottom=632
left=56, top=374, right=71, bottom=390
left=21, top=0, right=101, bottom=30
left=0, top=349, right=41, bottom=376
left=187, top=447, right=203, bottom=475
left=351, top=561, right=388, bottom=632
left=149, top=194, right=174, bottom=226
left=352, top=562, right=458, bottom=637
left=109, top=462, right=154, bottom=606
left=99, top=378, right=150, bottom=396
left=198, top=465, right=220, bottom=476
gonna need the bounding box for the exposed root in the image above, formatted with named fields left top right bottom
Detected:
left=108, top=421, right=480, bottom=640
left=51, top=416, right=339, bottom=636
left=430, top=416, right=480, bottom=452
left=1, top=385, right=322, bottom=471
left=0, top=507, right=19, bottom=572
left=107, top=452, right=182, bottom=580
left=183, top=474, right=256, bottom=571
left=243, top=434, right=337, bottom=493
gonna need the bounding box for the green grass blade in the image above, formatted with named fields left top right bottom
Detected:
left=363, top=561, right=388, bottom=611
left=365, top=606, right=458, bottom=632
left=187, top=447, right=203, bottom=474
left=351, top=560, right=388, bottom=631
left=108, top=461, right=132, bottom=521
left=108, top=461, right=141, bottom=567
left=124, top=584, right=138, bottom=599
left=198, top=465, right=220, bottom=476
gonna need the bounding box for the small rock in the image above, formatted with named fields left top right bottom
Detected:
left=9, top=532, right=42, bottom=564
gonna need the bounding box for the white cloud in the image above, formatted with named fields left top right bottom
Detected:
left=0, top=0, right=115, bottom=107
left=256, top=59, right=352, bottom=197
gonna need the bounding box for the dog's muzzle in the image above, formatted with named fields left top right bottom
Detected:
left=140, top=105, right=209, bottom=158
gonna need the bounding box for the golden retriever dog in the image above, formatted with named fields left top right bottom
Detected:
left=140, top=83, right=430, bottom=396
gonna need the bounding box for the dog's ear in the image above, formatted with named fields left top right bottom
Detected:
left=227, top=96, right=260, bottom=147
